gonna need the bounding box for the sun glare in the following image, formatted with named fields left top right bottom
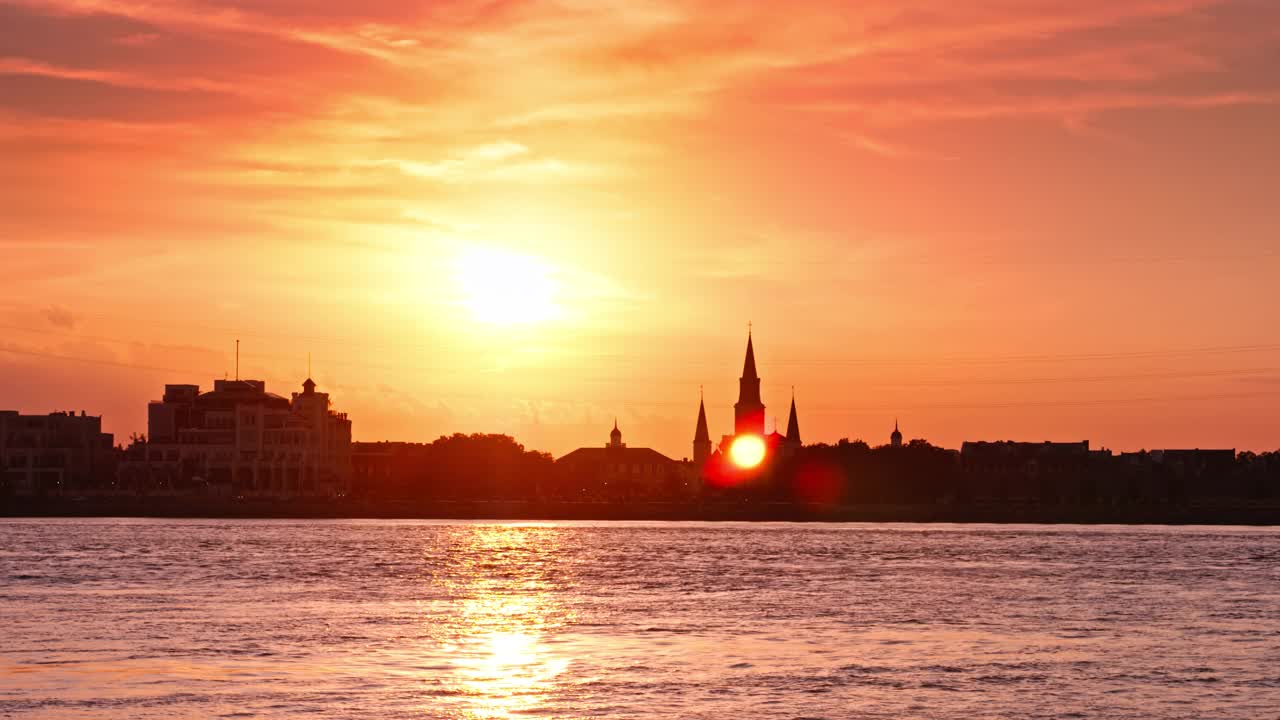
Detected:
left=729, top=434, right=766, bottom=469
left=452, top=246, right=560, bottom=326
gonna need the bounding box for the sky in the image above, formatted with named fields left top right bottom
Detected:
left=2, top=0, right=1279, bottom=458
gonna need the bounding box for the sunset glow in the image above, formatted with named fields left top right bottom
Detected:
left=2, top=0, right=1279, bottom=457
left=452, top=246, right=560, bottom=326
left=6, top=4, right=1280, bottom=718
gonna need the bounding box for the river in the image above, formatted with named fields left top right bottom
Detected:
left=2, top=519, right=1278, bottom=718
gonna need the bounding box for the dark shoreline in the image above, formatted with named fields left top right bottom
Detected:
left=4, top=497, right=1280, bottom=525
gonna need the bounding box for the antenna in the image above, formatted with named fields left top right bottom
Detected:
left=235, top=339, right=240, bottom=381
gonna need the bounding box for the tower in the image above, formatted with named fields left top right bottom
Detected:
left=785, top=390, right=801, bottom=447
left=609, top=419, right=624, bottom=449
left=693, top=390, right=712, bottom=465
left=891, top=419, right=903, bottom=448
left=734, top=330, right=765, bottom=436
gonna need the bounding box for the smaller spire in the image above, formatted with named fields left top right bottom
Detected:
left=786, top=391, right=801, bottom=445
left=694, top=393, right=710, bottom=443
left=609, top=418, right=623, bottom=448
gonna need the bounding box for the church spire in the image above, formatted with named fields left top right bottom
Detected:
left=609, top=418, right=623, bottom=449
left=693, top=389, right=712, bottom=465
left=734, top=328, right=765, bottom=436
left=695, top=393, right=710, bottom=443
left=742, top=326, right=758, bottom=380
left=785, top=388, right=801, bottom=445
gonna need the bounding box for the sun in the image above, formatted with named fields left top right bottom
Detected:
left=452, top=246, right=560, bottom=325
left=729, top=434, right=766, bottom=469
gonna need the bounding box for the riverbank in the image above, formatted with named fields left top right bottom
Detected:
left=4, top=497, right=1280, bottom=524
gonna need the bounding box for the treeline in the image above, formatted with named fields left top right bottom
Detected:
left=353, top=434, right=553, bottom=501
left=347, top=435, right=1280, bottom=508
left=703, top=440, right=960, bottom=505
left=708, top=440, right=1280, bottom=507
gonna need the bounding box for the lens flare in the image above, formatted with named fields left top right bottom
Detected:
left=729, top=434, right=766, bottom=469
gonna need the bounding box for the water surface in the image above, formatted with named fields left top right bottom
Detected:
left=2, top=519, right=1278, bottom=718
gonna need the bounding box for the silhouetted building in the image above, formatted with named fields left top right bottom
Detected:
left=734, top=332, right=765, bottom=436
left=785, top=393, right=801, bottom=448
left=890, top=420, right=903, bottom=448
left=961, top=440, right=1091, bottom=503
left=708, top=331, right=801, bottom=458
left=693, top=394, right=712, bottom=466
left=119, top=377, right=352, bottom=498
left=351, top=441, right=431, bottom=499
left=1152, top=448, right=1238, bottom=500
left=0, top=410, right=114, bottom=496
left=556, top=422, right=681, bottom=500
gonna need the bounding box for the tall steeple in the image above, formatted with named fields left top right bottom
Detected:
left=742, top=329, right=758, bottom=380
left=891, top=419, right=903, bottom=448
left=734, top=327, right=765, bottom=436
left=693, top=388, right=712, bottom=465
left=785, top=389, right=801, bottom=446
left=609, top=418, right=624, bottom=449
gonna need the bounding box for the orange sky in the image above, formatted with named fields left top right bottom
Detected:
left=3, top=0, right=1279, bottom=457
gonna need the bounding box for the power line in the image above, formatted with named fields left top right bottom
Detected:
left=4, top=345, right=1278, bottom=413
left=5, top=322, right=1280, bottom=383
left=5, top=305, right=1280, bottom=368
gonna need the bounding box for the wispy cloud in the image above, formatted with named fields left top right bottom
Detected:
left=42, top=305, right=77, bottom=329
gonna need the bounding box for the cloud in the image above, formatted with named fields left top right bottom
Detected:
left=5, top=0, right=1275, bottom=138
left=42, top=305, right=77, bottom=329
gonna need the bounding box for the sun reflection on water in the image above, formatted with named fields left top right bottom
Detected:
left=427, top=524, right=575, bottom=719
